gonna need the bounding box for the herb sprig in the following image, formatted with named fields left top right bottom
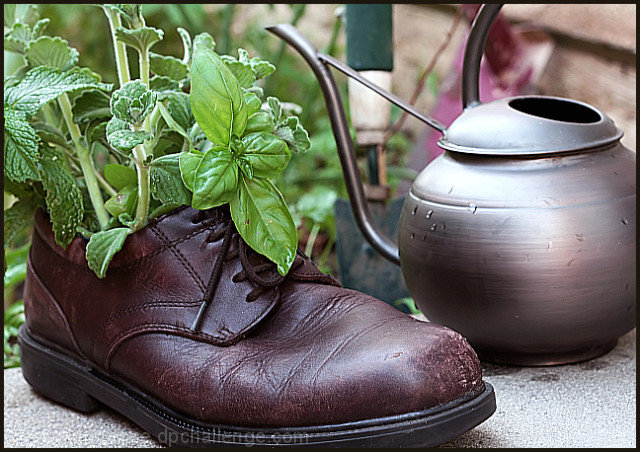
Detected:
left=4, top=4, right=310, bottom=278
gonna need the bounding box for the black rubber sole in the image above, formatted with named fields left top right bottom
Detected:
left=18, top=326, right=496, bottom=447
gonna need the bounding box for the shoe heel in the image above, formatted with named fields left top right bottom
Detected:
left=18, top=328, right=100, bottom=413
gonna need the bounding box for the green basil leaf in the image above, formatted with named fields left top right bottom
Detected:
left=190, top=44, right=247, bottom=146
left=104, top=163, right=137, bottom=190
left=149, top=154, right=192, bottom=206
left=244, top=111, right=275, bottom=134
left=157, top=102, right=190, bottom=143
left=115, top=26, right=163, bottom=54
left=25, top=36, right=79, bottom=70
left=86, top=227, right=130, bottom=279
left=191, top=146, right=239, bottom=209
left=149, top=53, right=188, bottom=81
left=3, top=197, right=37, bottom=249
left=3, top=106, right=40, bottom=182
left=104, top=185, right=137, bottom=218
left=4, top=66, right=112, bottom=119
left=230, top=177, right=297, bottom=276
left=240, top=132, right=290, bottom=178
left=178, top=151, right=202, bottom=192
left=39, top=147, right=84, bottom=248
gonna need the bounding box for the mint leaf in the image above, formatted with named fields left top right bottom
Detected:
left=4, top=66, right=112, bottom=119
left=104, top=163, right=137, bottom=190
left=4, top=106, right=40, bottom=182
left=149, top=154, right=191, bottom=206
left=149, top=76, right=180, bottom=98
left=191, top=146, right=239, bottom=209
left=240, top=132, right=290, bottom=178
left=39, top=147, right=84, bottom=248
left=25, top=36, right=79, bottom=70
left=72, top=89, right=112, bottom=122
left=110, top=80, right=157, bottom=126
left=230, top=177, right=297, bottom=276
left=86, top=227, right=129, bottom=278
left=115, top=26, right=163, bottom=54
left=3, top=197, right=38, bottom=249
left=149, top=53, right=188, bottom=81
left=190, top=44, right=247, bottom=146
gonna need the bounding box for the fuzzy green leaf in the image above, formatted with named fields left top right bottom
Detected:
left=149, top=154, right=192, bottom=206
left=221, top=58, right=255, bottom=89
left=39, top=147, right=84, bottom=248
left=25, top=36, right=79, bottom=70
left=149, top=53, right=188, bottom=81
left=190, top=44, right=247, bottom=146
left=106, top=117, right=153, bottom=151
left=31, top=122, right=68, bottom=148
left=244, top=111, right=275, bottom=134
left=115, top=26, right=163, bottom=54
left=4, top=66, right=112, bottom=119
left=190, top=146, right=238, bottom=209
left=177, top=27, right=192, bottom=65
left=266, top=97, right=282, bottom=123
left=157, top=102, right=190, bottom=143
left=104, top=163, right=137, bottom=191
left=276, top=116, right=311, bottom=153
left=110, top=80, right=157, bottom=125
left=3, top=106, right=40, bottom=182
left=149, top=76, right=180, bottom=98
left=240, top=132, right=290, bottom=178
left=166, top=92, right=194, bottom=131
left=86, top=228, right=130, bottom=278
left=193, top=32, right=215, bottom=51
left=230, top=177, right=297, bottom=276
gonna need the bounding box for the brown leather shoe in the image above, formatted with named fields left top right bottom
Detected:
left=19, top=205, right=495, bottom=447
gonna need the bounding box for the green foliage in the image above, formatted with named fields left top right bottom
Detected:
left=3, top=106, right=41, bottom=182
left=110, top=80, right=156, bottom=125
left=86, top=228, right=129, bottom=278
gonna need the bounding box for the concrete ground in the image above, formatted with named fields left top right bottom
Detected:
left=4, top=329, right=635, bottom=448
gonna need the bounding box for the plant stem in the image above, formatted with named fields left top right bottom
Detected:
left=139, top=47, right=150, bottom=87
left=95, top=170, right=118, bottom=197
left=304, top=223, right=320, bottom=258
left=57, top=93, right=110, bottom=229
left=104, top=8, right=131, bottom=87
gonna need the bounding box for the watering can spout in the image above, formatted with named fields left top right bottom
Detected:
left=266, top=23, right=401, bottom=265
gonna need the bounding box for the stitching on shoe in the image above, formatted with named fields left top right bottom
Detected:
left=90, top=300, right=203, bottom=360
left=104, top=322, right=230, bottom=370
left=151, top=225, right=207, bottom=292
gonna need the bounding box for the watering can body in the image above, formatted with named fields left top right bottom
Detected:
left=268, top=4, right=636, bottom=365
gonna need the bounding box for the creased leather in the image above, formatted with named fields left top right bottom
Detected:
left=25, top=205, right=484, bottom=428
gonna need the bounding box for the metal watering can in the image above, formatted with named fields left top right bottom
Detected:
left=267, top=4, right=636, bottom=365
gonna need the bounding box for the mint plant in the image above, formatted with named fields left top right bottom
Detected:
left=4, top=4, right=310, bottom=278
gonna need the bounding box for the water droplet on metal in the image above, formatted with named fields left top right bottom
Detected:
left=410, top=233, right=415, bottom=240
left=425, top=210, right=433, bottom=219
left=411, top=206, right=417, bottom=215
left=421, top=234, right=426, bottom=241
left=430, top=224, right=437, bottom=231
left=439, top=222, right=446, bottom=230
left=575, top=233, right=584, bottom=241
left=621, top=218, right=629, bottom=225
left=467, top=202, right=477, bottom=214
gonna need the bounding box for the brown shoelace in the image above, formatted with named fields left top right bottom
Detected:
left=190, top=215, right=303, bottom=332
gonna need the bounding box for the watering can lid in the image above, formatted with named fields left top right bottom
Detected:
left=438, top=95, right=623, bottom=156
